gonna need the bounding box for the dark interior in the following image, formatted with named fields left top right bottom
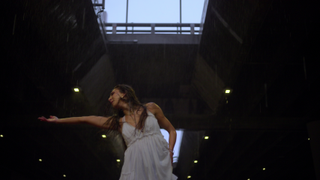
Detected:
left=2, top=0, right=320, bottom=179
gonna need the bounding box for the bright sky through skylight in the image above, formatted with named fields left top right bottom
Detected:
left=160, top=129, right=184, bottom=164
left=104, top=0, right=205, bottom=23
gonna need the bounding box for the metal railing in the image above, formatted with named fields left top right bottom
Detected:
left=102, top=23, right=201, bottom=35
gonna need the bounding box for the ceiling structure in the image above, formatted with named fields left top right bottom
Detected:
left=2, top=0, right=319, bottom=180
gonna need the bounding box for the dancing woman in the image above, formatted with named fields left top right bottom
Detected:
left=39, top=84, right=178, bottom=180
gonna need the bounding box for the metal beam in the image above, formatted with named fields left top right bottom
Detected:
left=104, top=23, right=200, bottom=27
left=106, top=34, right=200, bottom=44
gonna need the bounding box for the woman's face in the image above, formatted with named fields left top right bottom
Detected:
left=108, top=88, right=125, bottom=108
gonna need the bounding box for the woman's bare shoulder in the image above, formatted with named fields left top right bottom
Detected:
left=145, top=102, right=158, bottom=108
left=145, top=102, right=161, bottom=114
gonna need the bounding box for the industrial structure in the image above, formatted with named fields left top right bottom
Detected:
left=2, top=0, right=319, bottom=179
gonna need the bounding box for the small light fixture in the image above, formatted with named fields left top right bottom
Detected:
left=187, top=175, right=191, bottom=179
left=263, top=167, right=266, bottom=170
left=308, top=138, right=310, bottom=141
left=194, top=160, right=198, bottom=163
left=39, top=159, right=42, bottom=162
left=247, top=179, right=250, bottom=180
left=63, top=174, right=66, bottom=177
left=0, top=134, right=3, bottom=137
left=224, top=88, right=233, bottom=94
left=73, top=87, right=80, bottom=92
left=204, top=136, right=209, bottom=140
left=102, top=134, right=107, bottom=138
left=116, top=159, right=121, bottom=162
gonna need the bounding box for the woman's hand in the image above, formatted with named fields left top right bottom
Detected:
left=38, top=116, right=58, bottom=122
left=168, top=149, right=174, bottom=165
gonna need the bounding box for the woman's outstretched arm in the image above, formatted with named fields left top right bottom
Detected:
left=38, top=115, right=112, bottom=129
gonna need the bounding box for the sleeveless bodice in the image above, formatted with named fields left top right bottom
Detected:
left=121, top=111, right=165, bottom=148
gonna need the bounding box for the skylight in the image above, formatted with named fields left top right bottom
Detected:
left=102, top=0, right=205, bottom=23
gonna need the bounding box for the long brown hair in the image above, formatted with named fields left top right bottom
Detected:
left=104, top=84, right=148, bottom=132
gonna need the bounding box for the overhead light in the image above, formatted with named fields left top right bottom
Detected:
left=102, top=134, right=107, bottom=138
left=73, top=87, right=80, bottom=92
left=194, top=160, right=198, bottom=163
left=187, top=175, right=191, bottom=179
left=308, top=138, right=310, bottom=141
left=263, top=168, right=266, bottom=170
left=224, top=88, right=233, bottom=94
left=39, top=159, right=42, bottom=162
left=0, top=134, right=3, bottom=137
left=204, top=136, right=209, bottom=140
left=116, top=159, right=121, bottom=162
left=63, top=174, right=66, bottom=177
left=247, top=179, right=250, bottom=180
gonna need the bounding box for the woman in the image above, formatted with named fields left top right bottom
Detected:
left=39, top=84, right=178, bottom=180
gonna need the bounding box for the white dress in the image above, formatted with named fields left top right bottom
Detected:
left=119, top=111, right=178, bottom=180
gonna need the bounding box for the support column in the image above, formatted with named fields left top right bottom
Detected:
left=112, top=23, right=117, bottom=34
left=190, top=24, right=194, bottom=35
left=151, top=24, right=155, bottom=34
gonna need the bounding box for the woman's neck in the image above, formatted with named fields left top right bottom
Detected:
left=122, top=105, right=139, bottom=116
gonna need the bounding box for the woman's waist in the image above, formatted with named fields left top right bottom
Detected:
left=125, top=132, right=165, bottom=148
